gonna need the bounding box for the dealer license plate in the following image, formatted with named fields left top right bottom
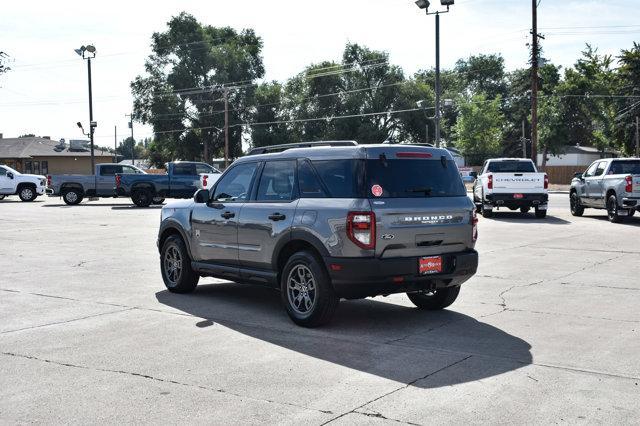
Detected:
left=419, top=256, right=442, bottom=275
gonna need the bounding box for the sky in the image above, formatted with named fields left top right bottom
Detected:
left=1, top=0, right=638, bottom=147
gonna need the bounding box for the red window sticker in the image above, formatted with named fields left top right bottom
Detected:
left=371, top=184, right=383, bottom=197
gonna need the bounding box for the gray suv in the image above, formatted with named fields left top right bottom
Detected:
left=157, top=142, right=479, bottom=327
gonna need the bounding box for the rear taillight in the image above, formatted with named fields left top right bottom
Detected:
left=544, top=174, right=549, bottom=190
left=487, top=174, right=493, bottom=190
left=115, top=175, right=121, bottom=187
left=472, top=210, right=478, bottom=242
left=625, top=175, right=633, bottom=193
left=47, top=175, right=51, bottom=187
left=347, top=211, right=376, bottom=250
left=202, top=175, right=208, bottom=188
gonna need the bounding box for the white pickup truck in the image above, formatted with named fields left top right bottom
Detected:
left=0, top=164, right=47, bottom=202
left=197, top=170, right=223, bottom=191
left=473, top=158, right=548, bottom=218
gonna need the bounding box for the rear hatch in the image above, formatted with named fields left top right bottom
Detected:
left=364, top=151, right=474, bottom=259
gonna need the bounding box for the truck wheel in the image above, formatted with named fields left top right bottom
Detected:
left=520, top=207, right=530, bottom=214
left=281, top=251, right=339, bottom=327
left=132, top=189, right=152, bottom=207
left=152, top=197, right=165, bottom=205
left=607, top=195, right=623, bottom=223
left=161, top=235, right=199, bottom=293
left=570, top=192, right=584, bottom=217
left=18, top=185, right=37, bottom=202
left=481, top=204, right=493, bottom=218
left=629, top=209, right=636, bottom=217
left=0, top=195, right=5, bottom=200
left=62, top=188, right=83, bottom=205
left=535, top=207, right=547, bottom=219
left=407, top=286, right=460, bottom=310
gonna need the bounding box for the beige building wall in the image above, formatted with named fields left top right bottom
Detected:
left=35, top=156, right=116, bottom=174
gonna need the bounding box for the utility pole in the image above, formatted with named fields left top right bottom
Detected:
left=126, top=113, right=135, bottom=166
left=114, top=125, right=117, bottom=162
left=521, top=120, right=527, bottom=158
left=434, top=12, right=441, bottom=147
left=636, top=115, right=640, bottom=158
left=224, top=87, right=230, bottom=168
left=530, top=0, right=539, bottom=167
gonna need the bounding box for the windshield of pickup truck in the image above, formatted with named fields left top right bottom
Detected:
left=487, top=161, right=536, bottom=173
left=609, top=160, right=640, bottom=175
left=366, top=158, right=466, bottom=198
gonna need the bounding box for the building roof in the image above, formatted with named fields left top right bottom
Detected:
left=563, top=145, right=619, bottom=155
left=0, top=137, right=114, bottom=159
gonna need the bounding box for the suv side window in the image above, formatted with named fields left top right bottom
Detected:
left=297, top=160, right=327, bottom=198
left=256, top=160, right=297, bottom=202
left=213, top=162, right=258, bottom=202
left=594, top=162, right=607, bottom=177
left=583, top=162, right=599, bottom=178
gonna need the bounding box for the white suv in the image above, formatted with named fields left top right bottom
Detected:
left=0, top=165, right=47, bottom=202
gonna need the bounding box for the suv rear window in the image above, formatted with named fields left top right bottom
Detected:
left=486, top=161, right=536, bottom=173
left=366, top=159, right=466, bottom=198
left=609, top=160, right=640, bottom=175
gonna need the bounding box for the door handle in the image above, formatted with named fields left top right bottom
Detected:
left=221, top=211, right=235, bottom=219
left=268, top=213, right=286, bottom=221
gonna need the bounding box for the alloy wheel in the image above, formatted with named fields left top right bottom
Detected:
left=164, top=245, right=183, bottom=285
left=287, top=265, right=316, bottom=315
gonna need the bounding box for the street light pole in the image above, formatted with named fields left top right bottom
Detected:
left=126, top=113, right=135, bottom=166
left=75, top=44, right=97, bottom=173
left=414, top=0, right=453, bottom=148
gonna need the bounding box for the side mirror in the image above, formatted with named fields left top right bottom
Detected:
left=193, top=189, right=209, bottom=204
left=7, top=172, right=14, bottom=179
left=573, top=172, right=583, bottom=180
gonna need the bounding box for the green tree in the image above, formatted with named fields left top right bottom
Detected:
left=131, top=12, right=264, bottom=162
left=614, top=42, right=640, bottom=154
left=454, top=93, right=504, bottom=165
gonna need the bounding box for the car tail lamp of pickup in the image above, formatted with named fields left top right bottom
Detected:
left=625, top=175, right=633, bottom=193
left=347, top=211, right=376, bottom=250
left=544, top=174, right=549, bottom=190
left=202, top=175, right=208, bottom=189
left=487, top=174, right=493, bottom=190
left=115, top=175, right=122, bottom=188
left=47, top=175, right=52, bottom=187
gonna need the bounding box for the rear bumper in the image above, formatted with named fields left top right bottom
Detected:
left=325, top=250, right=478, bottom=299
left=485, top=193, right=548, bottom=208
left=622, top=197, right=640, bottom=209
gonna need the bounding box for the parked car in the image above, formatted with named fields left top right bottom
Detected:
left=570, top=158, right=640, bottom=223
left=0, top=164, right=46, bottom=202
left=46, top=163, right=164, bottom=205
left=115, top=161, right=219, bottom=207
left=198, top=169, right=223, bottom=191
left=157, top=141, right=479, bottom=327
left=473, top=158, right=548, bottom=218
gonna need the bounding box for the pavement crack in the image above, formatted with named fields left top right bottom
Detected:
left=353, top=410, right=422, bottom=425
left=0, top=308, right=134, bottom=334
left=320, top=355, right=473, bottom=425
left=0, top=351, right=333, bottom=416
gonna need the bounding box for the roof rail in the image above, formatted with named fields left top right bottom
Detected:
left=247, top=140, right=358, bottom=156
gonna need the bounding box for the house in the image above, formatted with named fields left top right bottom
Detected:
left=0, top=135, right=117, bottom=174
left=537, top=145, right=619, bottom=166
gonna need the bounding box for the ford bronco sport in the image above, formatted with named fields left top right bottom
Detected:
left=157, top=141, right=479, bottom=327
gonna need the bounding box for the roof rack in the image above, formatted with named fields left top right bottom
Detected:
left=247, top=140, right=358, bottom=156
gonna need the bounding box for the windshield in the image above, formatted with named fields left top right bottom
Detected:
left=487, top=161, right=536, bottom=173
left=366, top=159, right=466, bottom=198
left=609, top=160, right=640, bottom=175
left=1, top=165, right=20, bottom=175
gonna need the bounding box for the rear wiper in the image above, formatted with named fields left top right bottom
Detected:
left=406, top=187, right=432, bottom=196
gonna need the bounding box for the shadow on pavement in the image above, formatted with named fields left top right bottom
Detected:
left=0, top=199, right=43, bottom=204
left=583, top=214, right=640, bottom=227
left=156, top=282, right=532, bottom=388
left=482, top=211, right=570, bottom=224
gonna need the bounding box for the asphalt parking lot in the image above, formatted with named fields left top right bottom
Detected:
left=1, top=194, right=639, bottom=424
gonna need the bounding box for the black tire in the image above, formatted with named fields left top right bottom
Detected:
left=481, top=203, right=493, bottom=218
left=152, top=197, right=165, bottom=205
left=18, top=185, right=37, bottom=202
left=407, top=286, right=461, bottom=310
left=629, top=209, right=636, bottom=217
left=607, top=195, right=623, bottom=223
left=535, top=207, right=547, bottom=219
left=62, top=188, right=83, bottom=205
left=520, top=207, right=530, bottom=214
left=0, top=195, right=5, bottom=200
left=570, top=191, right=584, bottom=217
left=280, top=251, right=339, bottom=327
left=161, top=235, right=199, bottom=293
left=132, top=188, right=153, bottom=207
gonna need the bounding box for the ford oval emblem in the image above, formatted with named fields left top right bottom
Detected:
left=381, top=234, right=395, bottom=240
